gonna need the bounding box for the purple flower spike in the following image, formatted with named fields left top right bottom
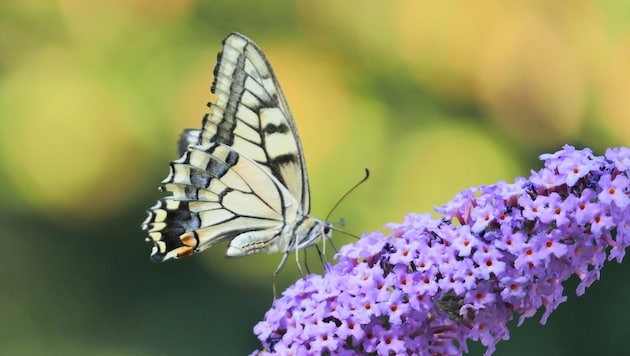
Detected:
left=252, top=145, right=630, bottom=356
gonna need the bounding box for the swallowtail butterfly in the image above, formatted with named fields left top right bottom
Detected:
left=142, top=33, right=332, bottom=275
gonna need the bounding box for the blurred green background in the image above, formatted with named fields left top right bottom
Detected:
left=2, top=1, right=630, bottom=355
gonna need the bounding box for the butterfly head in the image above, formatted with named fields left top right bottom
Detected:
left=293, top=217, right=332, bottom=251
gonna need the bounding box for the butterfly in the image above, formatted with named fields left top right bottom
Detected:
left=142, top=32, right=332, bottom=276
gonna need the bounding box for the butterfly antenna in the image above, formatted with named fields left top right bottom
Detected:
left=325, top=168, right=370, bottom=222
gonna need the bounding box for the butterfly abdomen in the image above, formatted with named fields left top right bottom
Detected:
left=225, top=214, right=329, bottom=257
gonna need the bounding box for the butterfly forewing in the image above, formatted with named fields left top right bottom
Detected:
left=143, top=33, right=330, bottom=264
left=201, top=33, right=310, bottom=210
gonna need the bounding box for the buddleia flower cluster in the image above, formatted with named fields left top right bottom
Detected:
left=252, top=145, right=630, bottom=356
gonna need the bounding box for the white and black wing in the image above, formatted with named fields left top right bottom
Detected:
left=142, top=33, right=318, bottom=262
left=189, top=32, right=309, bottom=210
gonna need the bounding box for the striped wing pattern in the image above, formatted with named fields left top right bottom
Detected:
left=198, top=32, right=309, bottom=210
left=142, top=33, right=330, bottom=263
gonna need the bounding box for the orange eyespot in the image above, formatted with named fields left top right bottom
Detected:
left=180, top=232, right=198, bottom=247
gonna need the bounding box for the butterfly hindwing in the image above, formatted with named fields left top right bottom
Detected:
left=144, top=143, right=300, bottom=261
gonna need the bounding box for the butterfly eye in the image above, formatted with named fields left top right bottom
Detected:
left=323, top=224, right=332, bottom=236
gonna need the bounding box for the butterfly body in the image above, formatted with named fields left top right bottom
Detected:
left=142, top=33, right=331, bottom=268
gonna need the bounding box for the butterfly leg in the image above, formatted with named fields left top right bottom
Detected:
left=328, top=237, right=339, bottom=254
left=294, top=247, right=306, bottom=277
left=315, top=244, right=331, bottom=273
left=272, top=251, right=290, bottom=299
left=303, top=248, right=311, bottom=274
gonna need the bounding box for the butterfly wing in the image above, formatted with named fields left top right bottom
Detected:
left=195, top=32, right=310, bottom=212
left=143, top=33, right=312, bottom=261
